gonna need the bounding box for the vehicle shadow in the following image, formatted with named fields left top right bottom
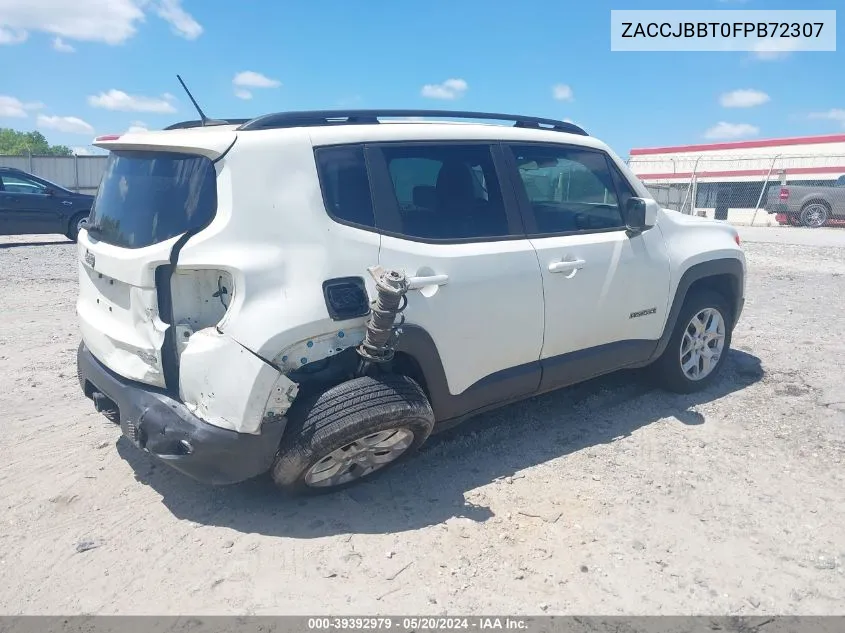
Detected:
left=117, top=350, right=764, bottom=538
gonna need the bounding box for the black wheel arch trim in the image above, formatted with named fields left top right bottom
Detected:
left=649, top=258, right=744, bottom=363
left=394, top=323, right=541, bottom=426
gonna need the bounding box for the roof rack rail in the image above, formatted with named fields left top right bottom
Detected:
left=164, top=118, right=250, bottom=130
left=236, top=109, right=588, bottom=136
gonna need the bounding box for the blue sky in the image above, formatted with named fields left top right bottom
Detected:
left=0, top=0, right=842, bottom=156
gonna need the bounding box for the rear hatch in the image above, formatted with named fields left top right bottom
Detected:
left=78, top=129, right=236, bottom=387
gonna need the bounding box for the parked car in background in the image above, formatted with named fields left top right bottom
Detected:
left=766, top=175, right=845, bottom=228
left=0, top=167, right=94, bottom=241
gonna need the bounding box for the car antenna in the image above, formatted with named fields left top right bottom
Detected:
left=176, top=74, right=225, bottom=127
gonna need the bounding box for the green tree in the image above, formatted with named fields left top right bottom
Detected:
left=0, top=128, right=73, bottom=156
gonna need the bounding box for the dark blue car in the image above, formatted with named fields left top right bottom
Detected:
left=0, top=167, right=95, bottom=241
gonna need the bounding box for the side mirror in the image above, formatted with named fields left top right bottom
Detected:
left=44, top=188, right=56, bottom=196
left=624, top=197, right=657, bottom=234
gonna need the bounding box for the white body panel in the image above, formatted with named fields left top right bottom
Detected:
left=657, top=208, right=746, bottom=304
left=178, top=329, right=297, bottom=434
left=76, top=234, right=178, bottom=387
left=172, top=129, right=382, bottom=365
left=378, top=236, right=544, bottom=395
left=532, top=227, right=671, bottom=358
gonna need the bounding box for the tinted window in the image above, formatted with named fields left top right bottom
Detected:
left=836, top=175, right=845, bottom=187
left=510, top=145, right=625, bottom=234
left=1, top=174, right=46, bottom=194
left=86, top=151, right=216, bottom=249
left=315, top=145, right=375, bottom=228
left=381, top=144, right=509, bottom=240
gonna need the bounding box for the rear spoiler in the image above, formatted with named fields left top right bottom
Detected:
left=92, top=129, right=238, bottom=161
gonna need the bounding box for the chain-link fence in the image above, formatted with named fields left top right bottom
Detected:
left=627, top=154, right=845, bottom=227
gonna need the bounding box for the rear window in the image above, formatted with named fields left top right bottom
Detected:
left=86, top=150, right=217, bottom=249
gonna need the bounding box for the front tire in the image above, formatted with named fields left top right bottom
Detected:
left=271, top=374, right=435, bottom=494
left=653, top=290, right=733, bottom=394
left=66, top=212, right=89, bottom=242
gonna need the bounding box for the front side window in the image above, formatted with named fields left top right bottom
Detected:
left=1, top=174, right=47, bottom=195
left=509, top=144, right=626, bottom=234
left=86, top=150, right=216, bottom=249
left=380, top=144, right=510, bottom=240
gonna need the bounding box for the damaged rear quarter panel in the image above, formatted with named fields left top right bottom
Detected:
left=179, top=328, right=298, bottom=434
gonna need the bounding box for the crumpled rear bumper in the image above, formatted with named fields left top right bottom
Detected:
left=76, top=342, right=285, bottom=485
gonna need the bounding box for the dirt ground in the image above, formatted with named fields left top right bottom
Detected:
left=0, top=227, right=843, bottom=615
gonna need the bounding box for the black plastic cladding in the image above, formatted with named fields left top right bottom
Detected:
left=234, top=109, right=589, bottom=136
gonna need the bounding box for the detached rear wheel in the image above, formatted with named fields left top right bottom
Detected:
left=653, top=290, right=733, bottom=393
left=271, top=374, right=434, bottom=494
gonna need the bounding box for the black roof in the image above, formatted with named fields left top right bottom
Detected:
left=163, top=109, right=588, bottom=136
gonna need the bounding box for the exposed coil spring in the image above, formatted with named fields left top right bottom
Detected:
left=357, top=268, right=409, bottom=366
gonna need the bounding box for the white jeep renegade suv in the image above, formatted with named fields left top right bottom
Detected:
left=76, top=109, right=745, bottom=493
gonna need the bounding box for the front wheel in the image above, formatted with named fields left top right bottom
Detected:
left=652, top=290, right=733, bottom=394
left=271, top=374, right=435, bottom=494
left=66, top=212, right=89, bottom=242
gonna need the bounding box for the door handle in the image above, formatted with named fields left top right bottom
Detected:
left=548, top=259, right=586, bottom=273
left=61, top=200, right=73, bottom=206
left=407, top=274, right=449, bottom=290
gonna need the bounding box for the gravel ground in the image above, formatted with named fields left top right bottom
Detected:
left=0, top=228, right=843, bottom=615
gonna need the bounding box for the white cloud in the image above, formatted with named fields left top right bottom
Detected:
left=154, top=0, right=202, bottom=40
left=126, top=120, right=149, bottom=133
left=552, top=84, right=574, bottom=101
left=52, top=37, right=75, bottom=53
left=36, top=114, right=95, bottom=135
left=0, top=96, right=43, bottom=118
left=719, top=89, right=770, bottom=108
left=703, top=122, right=759, bottom=140
left=0, top=0, right=202, bottom=46
left=0, top=26, right=28, bottom=44
left=421, top=78, right=468, bottom=100
left=233, top=71, right=281, bottom=88
left=750, top=38, right=798, bottom=61
left=232, top=71, right=280, bottom=99
left=0, top=0, right=144, bottom=45
left=809, top=109, right=845, bottom=129
left=88, top=89, right=176, bottom=113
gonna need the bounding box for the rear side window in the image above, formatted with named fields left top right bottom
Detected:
left=315, top=145, right=376, bottom=228
left=380, top=144, right=509, bottom=240
left=87, top=151, right=216, bottom=249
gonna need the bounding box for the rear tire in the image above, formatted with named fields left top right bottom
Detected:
left=271, top=374, right=435, bottom=494
left=799, top=202, right=830, bottom=228
left=652, top=290, right=733, bottom=394
left=66, top=212, right=89, bottom=242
